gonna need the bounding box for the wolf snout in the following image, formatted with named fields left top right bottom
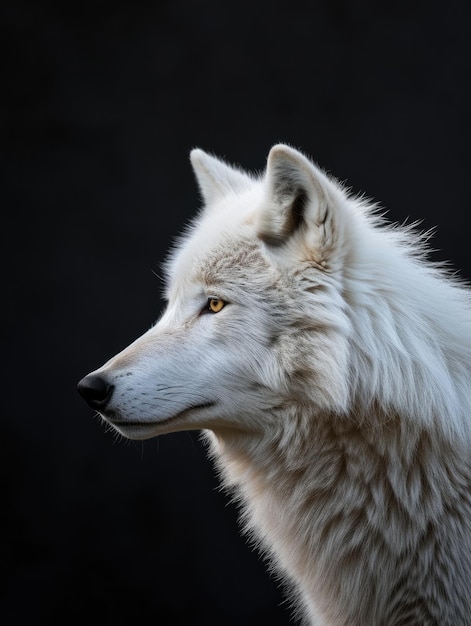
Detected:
left=77, top=373, right=114, bottom=410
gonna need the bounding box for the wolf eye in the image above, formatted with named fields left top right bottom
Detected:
left=208, top=297, right=226, bottom=313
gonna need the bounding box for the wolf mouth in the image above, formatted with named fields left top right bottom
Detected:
left=105, top=401, right=216, bottom=429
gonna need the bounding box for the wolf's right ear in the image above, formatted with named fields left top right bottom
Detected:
left=190, top=149, right=253, bottom=206
left=257, top=144, right=341, bottom=261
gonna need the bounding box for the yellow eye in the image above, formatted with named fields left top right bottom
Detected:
left=208, top=297, right=225, bottom=313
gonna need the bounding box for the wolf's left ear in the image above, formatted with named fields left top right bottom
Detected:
left=258, top=145, right=339, bottom=255
left=190, top=149, right=253, bottom=205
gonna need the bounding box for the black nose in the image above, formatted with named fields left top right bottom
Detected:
left=77, top=374, right=114, bottom=410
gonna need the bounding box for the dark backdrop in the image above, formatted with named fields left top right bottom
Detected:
left=3, top=1, right=470, bottom=624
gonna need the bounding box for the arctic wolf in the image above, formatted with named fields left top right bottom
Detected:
left=78, top=145, right=471, bottom=625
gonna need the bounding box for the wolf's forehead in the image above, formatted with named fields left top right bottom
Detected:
left=171, top=224, right=267, bottom=285
left=192, top=235, right=269, bottom=285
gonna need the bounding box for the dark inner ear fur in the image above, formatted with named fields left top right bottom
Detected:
left=289, top=189, right=308, bottom=232
left=259, top=186, right=308, bottom=246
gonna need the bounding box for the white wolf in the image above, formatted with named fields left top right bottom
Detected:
left=78, top=145, right=471, bottom=625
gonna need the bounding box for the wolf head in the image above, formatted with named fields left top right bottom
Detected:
left=77, top=145, right=364, bottom=440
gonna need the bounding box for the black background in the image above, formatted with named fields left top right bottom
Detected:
left=3, top=1, right=470, bottom=624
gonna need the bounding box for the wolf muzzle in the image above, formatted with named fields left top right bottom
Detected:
left=77, top=374, right=114, bottom=410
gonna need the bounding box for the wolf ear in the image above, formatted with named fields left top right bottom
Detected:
left=258, top=144, right=336, bottom=253
left=190, top=149, right=253, bottom=205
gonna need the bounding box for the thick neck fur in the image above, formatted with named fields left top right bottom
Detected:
left=206, top=404, right=471, bottom=625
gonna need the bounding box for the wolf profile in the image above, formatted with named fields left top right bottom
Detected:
left=78, top=145, right=471, bottom=625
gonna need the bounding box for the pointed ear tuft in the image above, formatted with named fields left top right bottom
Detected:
left=190, top=149, right=252, bottom=205
left=258, top=144, right=332, bottom=246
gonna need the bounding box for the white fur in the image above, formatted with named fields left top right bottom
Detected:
left=84, top=145, right=471, bottom=625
